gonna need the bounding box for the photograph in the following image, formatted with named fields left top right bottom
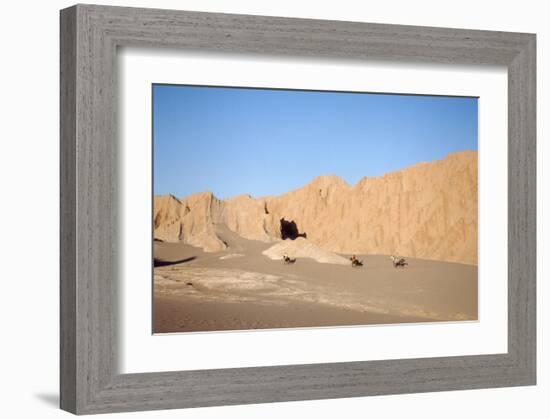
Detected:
left=152, top=84, right=479, bottom=334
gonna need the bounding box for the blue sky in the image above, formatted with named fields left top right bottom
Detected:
left=153, top=85, right=477, bottom=199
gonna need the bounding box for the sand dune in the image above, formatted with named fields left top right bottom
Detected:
left=262, top=237, right=349, bottom=265
left=153, top=231, right=477, bottom=333
left=154, top=151, right=477, bottom=264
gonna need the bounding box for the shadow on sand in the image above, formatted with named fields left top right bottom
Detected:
left=154, top=256, right=196, bottom=267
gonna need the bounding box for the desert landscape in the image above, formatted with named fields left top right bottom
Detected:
left=153, top=151, right=478, bottom=333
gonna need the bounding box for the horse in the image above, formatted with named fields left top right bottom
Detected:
left=350, top=255, right=364, bottom=267
left=390, top=255, right=408, bottom=268
left=283, top=254, right=296, bottom=264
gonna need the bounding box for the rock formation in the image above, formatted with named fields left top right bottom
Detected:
left=153, top=151, right=478, bottom=264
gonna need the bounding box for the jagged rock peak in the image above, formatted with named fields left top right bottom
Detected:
left=308, top=174, right=349, bottom=189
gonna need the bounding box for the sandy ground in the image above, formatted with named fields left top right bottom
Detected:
left=154, top=226, right=478, bottom=333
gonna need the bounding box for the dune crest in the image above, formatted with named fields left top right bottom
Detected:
left=154, top=151, right=477, bottom=264
left=262, top=238, right=350, bottom=265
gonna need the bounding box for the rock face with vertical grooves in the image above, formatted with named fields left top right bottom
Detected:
left=153, top=151, right=477, bottom=264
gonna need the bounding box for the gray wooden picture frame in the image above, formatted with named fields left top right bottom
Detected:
left=60, top=4, right=536, bottom=415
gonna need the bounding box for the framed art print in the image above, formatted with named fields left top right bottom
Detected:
left=151, top=84, right=479, bottom=334
left=60, top=4, right=536, bottom=414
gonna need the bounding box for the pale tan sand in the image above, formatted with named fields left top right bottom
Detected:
left=262, top=237, right=350, bottom=265
left=153, top=226, right=477, bottom=333
left=154, top=294, right=426, bottom=333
